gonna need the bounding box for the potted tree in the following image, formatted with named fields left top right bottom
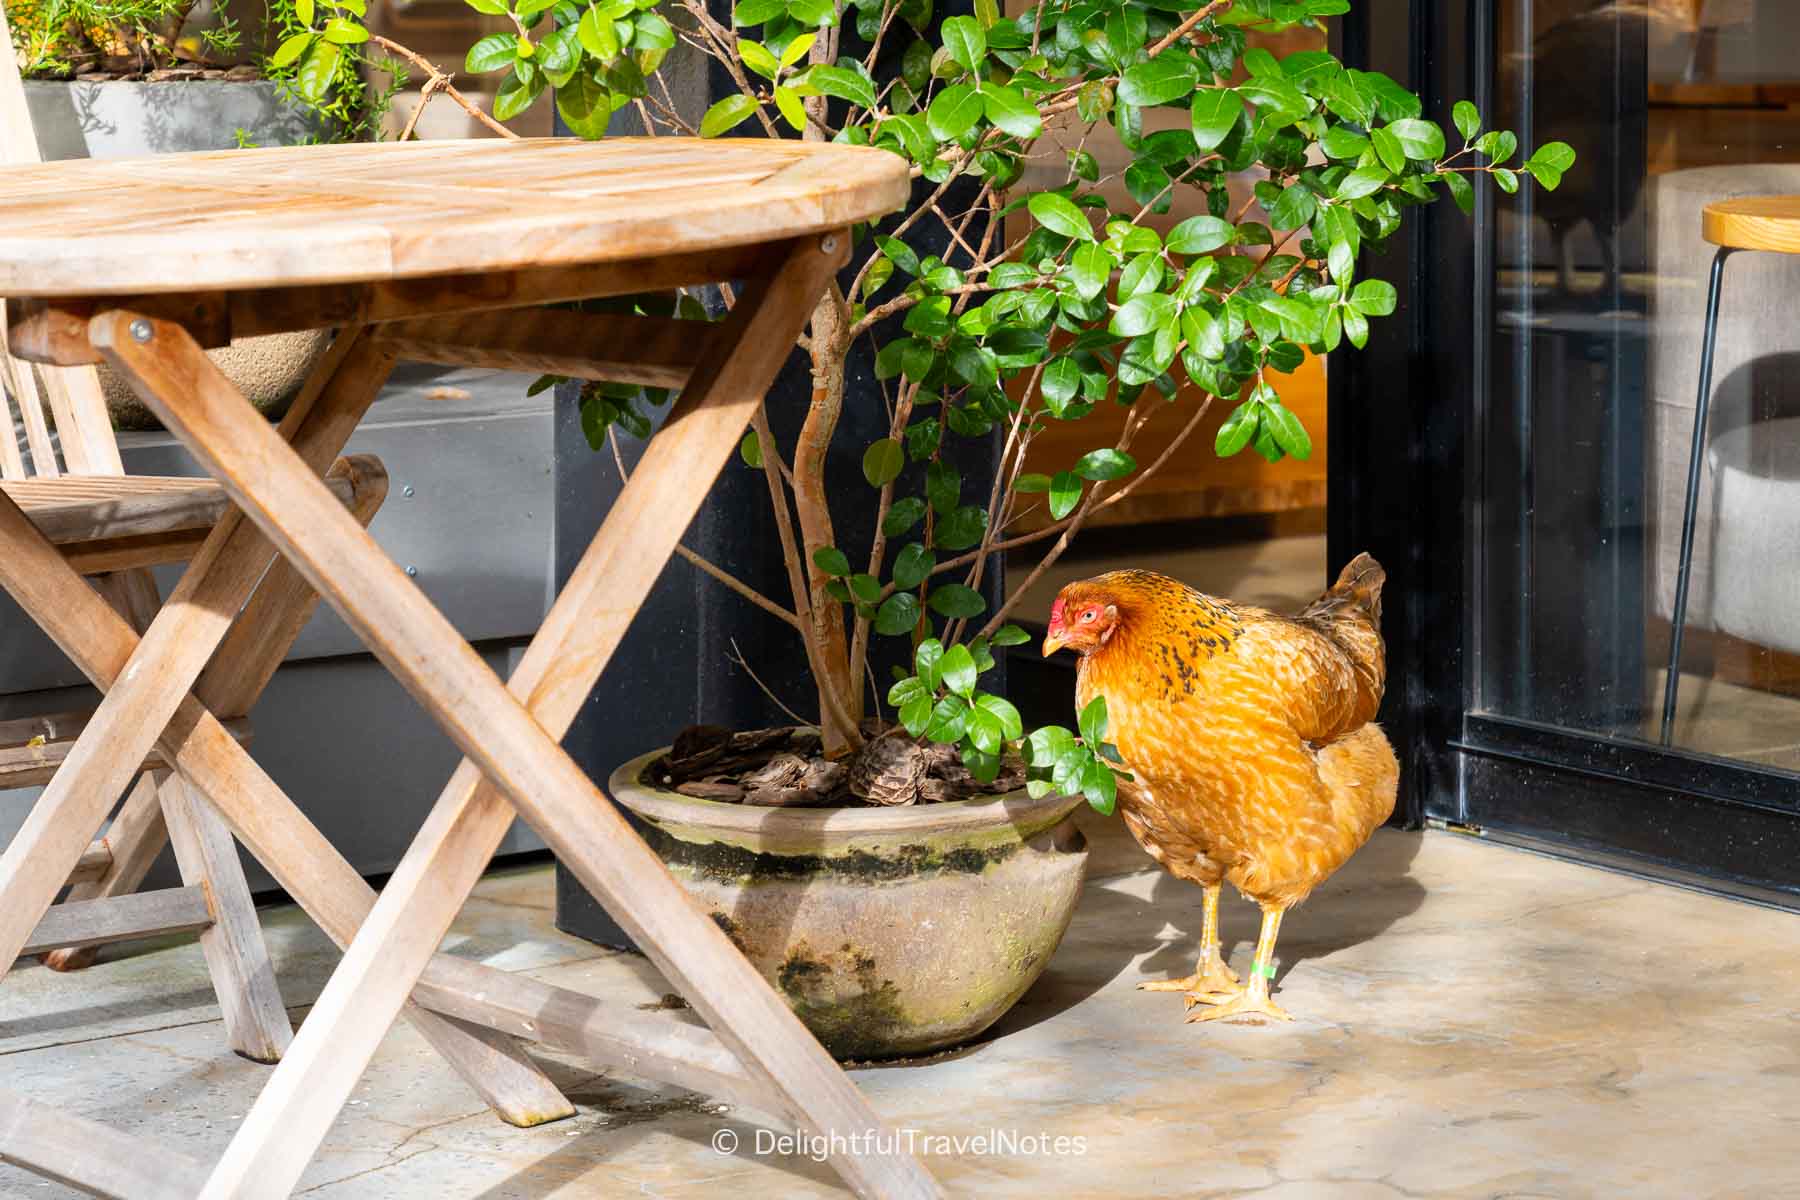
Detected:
left=286, top=0, right=1570, bottom=1058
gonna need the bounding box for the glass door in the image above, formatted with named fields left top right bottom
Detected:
left=1334, top=0, right=1800, bottom=903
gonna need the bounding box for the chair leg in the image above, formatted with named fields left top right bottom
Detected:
left=1661, top=246, right=1735, bottom=745
left=160, top=775, right=293, bottom=1063
left=41, top=772, right=167, bottom=972
left=0, top=443, right=574, bottom=1132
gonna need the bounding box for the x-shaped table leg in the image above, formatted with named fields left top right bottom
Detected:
left=91, top=233, right=940, bottom=1199
left=0, top=330, right=573, bottom=1128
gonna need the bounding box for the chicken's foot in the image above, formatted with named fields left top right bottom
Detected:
left=1187, top=903, right=1292, bottom=1025
left=1140, top=881, right=1240, bottom=996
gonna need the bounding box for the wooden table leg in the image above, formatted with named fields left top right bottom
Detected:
left=46, top=452, right=391, bottom=984
left=0, top=333, right=390, bottom=988
left=0, top=353, right=572, bottom=1131
left=92, top=238, right=941, bottom=1200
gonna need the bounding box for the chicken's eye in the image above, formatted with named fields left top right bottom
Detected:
left=1080, top=609, right=1097, bottom=623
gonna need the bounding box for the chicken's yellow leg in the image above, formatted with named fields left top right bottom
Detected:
left=1187, top=903, right=1293, bottom=1024
left=1140, top=882, right=1240, bottom=995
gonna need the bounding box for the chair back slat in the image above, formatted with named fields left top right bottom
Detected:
left=0, top=358, right=25, bottom=479
left=0, top=3, right=125, bottom=479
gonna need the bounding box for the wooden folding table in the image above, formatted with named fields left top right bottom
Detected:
left=0, top=138, right=938, bottom=1198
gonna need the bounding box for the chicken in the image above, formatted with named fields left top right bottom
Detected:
left=1042, top=554, right=1398, bottom=1024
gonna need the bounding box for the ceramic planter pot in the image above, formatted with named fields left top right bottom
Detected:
left=609, top=747, right=1089, bottom=1060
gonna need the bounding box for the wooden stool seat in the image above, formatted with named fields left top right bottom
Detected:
left=1702, top=196, right=1800, bottom=252
left=2, top=470, right=361, bottom=570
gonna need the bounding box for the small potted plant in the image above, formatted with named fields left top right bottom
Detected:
left=287, top=0, right=1569, bottom=1058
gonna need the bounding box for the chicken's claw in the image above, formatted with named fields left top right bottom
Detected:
left=1137, top=958, right=1240, bottom=996
left=1184, top=988, right=1293, bottom=1025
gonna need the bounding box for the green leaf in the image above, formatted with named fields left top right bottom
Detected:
left=1477, top=129, right=1518, bottom=164
left=1119, top=54, right=1199, bottom=108
left=1077, top=694, right=1108, bottom=745
left=982, top=85, right=1041, bottom=138
left=968, top=706, right=1005, bottom=754
left=812, top=546, right=851, bottom=576
left=1081, top=756, right=1117, bottom=815
left=1350, top=279, right=1397, bottom=316
left=991, top=624, right=1031, bottom=648
left=1166, top=215, right=1234, bottom=255
left=578, top=5, right=620, bottom=57
left=1109, top=292, right=1174, bottom=338
left=270, top=31, right=313, bottom=68
left=1342, top=304, right=1369, bottom=349
left=466, top=31, right=517, bottom=71
left=786, top=0, right=836, bottom=26
left=884, top=495, right=926, bottom=536
left=557, top=72, right=613, bottom=137
left=295, top=39, right=342, bottom=104
left=939, top=643, right=978, bottom=695
left=1443, top=170, right=1474, bottom=214
left=781, top=29, right=816, bottom=65
left=1187, top=90, right=1243, bottom=155
left=1336, top=162, right=1389, bottom=200
left=874, top=591, right=921, bottom=635
left=1215, top=399, right=1260, bottom=457
left=1369, top=125, right=1405, bottom=175
left=1387, top=117, right=1445, bottom=161
left=463, top=0, right=506, bottom=11
left=929, top=584, right=987, bottom=620
left=899, top=693, right=934, bottom=736
left=888, top=675, right=929, bottom=709
left=1041, top=356, right=1080, bottom=406
left=1262, top=396, right=1311, bottom=460
left=699, top=93, right=759, bottom=137
left=738, top=430, right=764, bottom=468
left=1452, top=99, right=1480, bottom=142
left=1027, top=192, right=1094, bottom=242
left=1523, top=140, right=1575, bottom=190
left=1048, top=470, right=1081, bottom=519
left=876, top=235, right=919, bottom=275
left=893, top=542, right=935, bottom=589
left=924, top=463, right=961, bottom=516
left=925, top=694, right=970, bottom=744
left=941, top=14, right=985, bottom=71
left=1267, top=184, right=1317, bottom=231
left=738, top=37, right=779, bottom=78
left=1319, top=126, right=1370, bottom=159
left=934, top=504, right=987, bottom=551
left=1494, top=167, right=1518, bottom=194
left=774, top=85, right=806, bottom=131
left=733, top=0, right=785, bottom=22
left=926, top=81, right=983, bottom=141
left=1067, top=242, right=1112, bottom=299
left=296, top=0, right=313, bottom=23
left=809, top=64, right=878, bottom=110
left=1526, top=139, right=1569, bottom=172
left=1074, top=448, right=1136, bottom=481
left=862, top=437, right=905, bottom=486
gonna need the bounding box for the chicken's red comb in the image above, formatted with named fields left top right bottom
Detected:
left=1048, top=596, right=1065, bottom=627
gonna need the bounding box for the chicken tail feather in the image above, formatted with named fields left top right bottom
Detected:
left=1300, top=552, right=1386, bottom=628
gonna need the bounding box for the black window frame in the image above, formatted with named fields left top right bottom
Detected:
left=1330, top=0, right=1800, bottom=909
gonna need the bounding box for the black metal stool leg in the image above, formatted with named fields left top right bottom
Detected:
left=1661, top=246, right=1736, bottom=745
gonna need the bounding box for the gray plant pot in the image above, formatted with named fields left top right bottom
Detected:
left=22, top=79, right=333, bottom=428
left=609, top=746, right=1088, bottom=1060
left=23, top=78, right=325, bottom=158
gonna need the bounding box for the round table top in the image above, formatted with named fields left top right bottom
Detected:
left=0, top=137, right=910, bottom=297
left=1702, top=195, right=1800, bottom=253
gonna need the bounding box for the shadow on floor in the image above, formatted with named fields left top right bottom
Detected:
left=980, top=829, right=1428, bottom=1041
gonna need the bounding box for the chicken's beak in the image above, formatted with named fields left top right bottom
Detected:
left=1042, top=630, right=1068, bottom=657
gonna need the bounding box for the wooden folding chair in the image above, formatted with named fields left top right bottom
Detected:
left=0, top=12, right=386, bottom=1059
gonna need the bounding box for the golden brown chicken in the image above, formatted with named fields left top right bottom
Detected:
left=1042, top=554, right=1398, bottom=1023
